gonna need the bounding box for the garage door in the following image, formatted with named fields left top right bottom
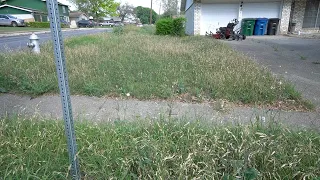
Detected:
left=201, top=3, right=239, bottom=35
left=242, top=2, right=281, bottom=19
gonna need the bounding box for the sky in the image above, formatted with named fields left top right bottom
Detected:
left=59, top=0, right=162, bottom=14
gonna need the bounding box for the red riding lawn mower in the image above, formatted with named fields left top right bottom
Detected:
left=206, top=19, right=246, bottom=41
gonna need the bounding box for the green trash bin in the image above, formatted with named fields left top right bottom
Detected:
left=241, top=18, right=256, bottom=36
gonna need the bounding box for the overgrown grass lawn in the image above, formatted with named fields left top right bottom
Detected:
left=1, top=118, right=320, bottom=179
left=0, top=26, right=308, bottom=107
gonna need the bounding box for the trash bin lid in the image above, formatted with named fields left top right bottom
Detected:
left=242, top=18, right=256, bottom=21
left=256, top=18, right=268, bottom=20
left=256, top=18, right=268, bottom=22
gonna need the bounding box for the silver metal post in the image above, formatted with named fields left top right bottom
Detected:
left=45, top=0, right=80, bottom=179
left=315, top=2, right=320, bottom=29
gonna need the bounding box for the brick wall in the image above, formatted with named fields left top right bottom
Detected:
left=292, top=0, right=307, bottom=32
left=194, top=1, right=201, bottom=35
left=280, top=0, right=292, bottom=34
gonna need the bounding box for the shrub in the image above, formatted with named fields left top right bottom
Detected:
left=155, top=18, right=173, bottom=35
left=156, top=17, right=186, bottom=36
left=26, top=22, right=69, bottom=28
left=26, top=22, right=50, bottom=28
left=172, top=17, right=186, bottom=36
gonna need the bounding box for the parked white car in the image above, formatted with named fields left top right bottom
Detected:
left=0, top=14, right=25, bottom=27
left=99, top=21, right=115, bottom=27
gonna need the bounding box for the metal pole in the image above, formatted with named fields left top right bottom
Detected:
left=315, top=2, right=320, bottom=29
left=159, top=1, right=161, bottom=16
left=150, top=0, right=153, bottom=24
left=45, top=0, right=80, bottom=179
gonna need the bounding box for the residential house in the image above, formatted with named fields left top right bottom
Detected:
left=70, top=11, right=88, bottom=22
left=181, top=0, right=320, bottom=35
left=0, top=0, right=70, bottom=22
left=123, top=17, right=137, bottom=24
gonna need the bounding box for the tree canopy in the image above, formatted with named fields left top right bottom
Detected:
left=161, top=0, right=180, bottom=18
left=70, top=0, right=119, bottom=19
left=117, top=3, right=135, bottom=22
left=135, top=6, right=158, bottom=24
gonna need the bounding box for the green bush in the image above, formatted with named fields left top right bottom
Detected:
left=26, top=22, right=50, bottom=28
left=156, top=17, right=186, bottom=36
left=155, top=18, right=173, bottom=35
left=26, top=22, right=69, bottom=28
left=172, top=17, right=186, bottom=36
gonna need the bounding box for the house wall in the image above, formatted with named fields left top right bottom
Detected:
left=13, top=14, right=34, bottom=21
left=185, top=0, right=193, bottom=10
left=70, top=14, right=88, bottom=22
left=185, top=3, right=195, bottom=35
left=289, top=0, right=319, bottom=33
left=291, top=0, right=306, bottom=32
left=58, top=4, right=69, bottom=17
left=280, top=0, right=292, bottom=34
left=8, top=0, right=47, bottom=12
left=6, top=0, right=69, bottom=17
left=185, top=0, right=299, bottom=35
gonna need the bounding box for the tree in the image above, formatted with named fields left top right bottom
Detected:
left=117, top=3, right=135, bottom=22
left=69, top=0, right=119, bottom=19
left=135, top=6, right=158, bottom=24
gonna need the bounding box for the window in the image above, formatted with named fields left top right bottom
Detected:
left=0, top=15, right=9, bottom=19
left=62, top=6, right=66, bottom=13
left=302, top=0, right=320, bottom=28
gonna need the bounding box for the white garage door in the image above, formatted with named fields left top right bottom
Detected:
left=201, top=3, right=239, bottom=35
left=242, top=2, right=281, bottom=19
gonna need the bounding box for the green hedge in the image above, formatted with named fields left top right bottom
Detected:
left=156, top=17, right=186, bottom=36
left=155, top=18, right=173, bottom=35
left=26, top=22, right=69, bottom=28
left=26, top=22, right=50, bottom=28
left=172, top=17, right=186, bottom=36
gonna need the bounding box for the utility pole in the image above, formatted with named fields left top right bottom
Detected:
left=159, top=1, right=161, bottom=16
left=150, top=0, right=153, bottom=24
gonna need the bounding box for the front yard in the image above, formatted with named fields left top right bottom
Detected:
left=0, top=26, right=312, bottom=109
left=1, top=26, right=319, bottom=179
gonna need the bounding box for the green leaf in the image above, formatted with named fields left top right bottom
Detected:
left=244, top=168, right=259, bottom=180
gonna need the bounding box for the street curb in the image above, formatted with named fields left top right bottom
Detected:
left=0, top=28, right=109, bottom=38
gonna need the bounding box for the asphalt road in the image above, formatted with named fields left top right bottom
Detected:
left=226, top=36, right=320, bottom=109
left=0, top=28, right=111, bottom=52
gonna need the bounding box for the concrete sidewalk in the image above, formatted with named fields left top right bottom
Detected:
left=1, top=94, right=319, bottom=129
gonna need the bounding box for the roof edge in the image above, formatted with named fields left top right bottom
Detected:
left=180, top=0, right=187, bottom=12
left=0, top=4, right=34, bottom=12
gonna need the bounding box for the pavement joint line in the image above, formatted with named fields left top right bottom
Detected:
left=92, top=99, right=107, bottom=120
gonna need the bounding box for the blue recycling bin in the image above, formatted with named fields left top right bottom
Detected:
left=254, top=18, right=268, bottom=35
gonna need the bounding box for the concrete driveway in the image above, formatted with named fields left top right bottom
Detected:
left=225, top=36, right=320, bottom=109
